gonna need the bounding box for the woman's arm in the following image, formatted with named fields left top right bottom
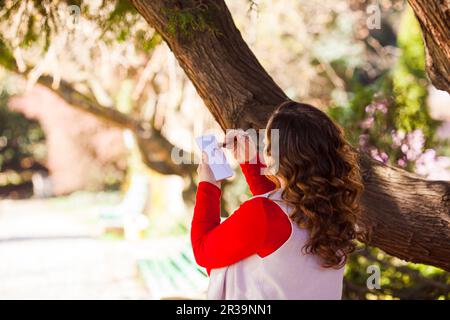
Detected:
left=191, top=181, right=290, bottom=275
left=240, top=154, right=276, bottom=195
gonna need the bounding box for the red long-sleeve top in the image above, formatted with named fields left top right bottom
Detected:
left=191, top=156, right=292, bottom=276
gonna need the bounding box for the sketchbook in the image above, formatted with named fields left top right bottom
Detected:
left=195, top=134, right=234, bottom=181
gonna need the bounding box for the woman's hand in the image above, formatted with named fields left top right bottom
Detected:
left=223, top=129, right=258, bottom=163
left=197, top=152, right=221, bottom=188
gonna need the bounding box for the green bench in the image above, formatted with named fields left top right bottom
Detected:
left=138, top=246, right=209, bottom=299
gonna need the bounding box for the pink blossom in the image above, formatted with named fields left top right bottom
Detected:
left=397, top=158, right=407, bottom=167
left=360, top=116, right=375, bottom=129
left=391, top=130, right=405, bottom=147
left=405, top=129, right=425, bottom=161
left=415, top=149, right=450, bottom=180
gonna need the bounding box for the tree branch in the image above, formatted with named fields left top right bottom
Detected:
left=36, top=76, right=197, bottom=178
left=407, top=0, right=450, bottom=93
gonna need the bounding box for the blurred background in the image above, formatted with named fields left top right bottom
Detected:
left=0, top=0, right=449, bottom=299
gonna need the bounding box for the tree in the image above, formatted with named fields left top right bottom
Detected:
left=407, top=0, right=450, bottom=93
left=0, top=0, right=448, bottom=272
left=128, top=0, right=450, bottom=271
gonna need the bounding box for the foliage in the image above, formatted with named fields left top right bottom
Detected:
left=344, top=247, right=449, bottom=300
left=0, top=0, right=160, bottom=59
left=393, top=6, right=434, bottom=137
left=0, top=90, right=46, bottom=170
left=328, top=7, right=443, bottom=176
left=0, top=37, right=16, bottom=70
left=162, top=1, right=220, bottom=38
left=328, top=7, right=450, bottom=299
left=0, top=87, right=47, bottom=197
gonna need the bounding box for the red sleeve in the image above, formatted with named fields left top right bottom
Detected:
left=240, top=154, right=276, bottom=196
left=191, top=181, right=291, bottom=276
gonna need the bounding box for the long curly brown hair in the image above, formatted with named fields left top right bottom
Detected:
left=265, top=101, right=365, bottom=269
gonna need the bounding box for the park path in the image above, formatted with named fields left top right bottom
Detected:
left=0, top=197, right=189, bottom=300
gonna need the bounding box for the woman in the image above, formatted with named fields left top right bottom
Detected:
left=191, top=100, right=365, bottom=299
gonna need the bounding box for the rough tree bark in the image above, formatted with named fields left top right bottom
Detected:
left=129, top=0, right=450, bottom=271
left=407, top=0, right=450, bottom=93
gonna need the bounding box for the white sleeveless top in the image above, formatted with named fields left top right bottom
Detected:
left=207, top=189, right=345, bottom=300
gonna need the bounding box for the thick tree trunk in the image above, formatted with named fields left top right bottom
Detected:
left=407, top=0, right=450, bottom=93
left=130, top=0, right=450, bottom=271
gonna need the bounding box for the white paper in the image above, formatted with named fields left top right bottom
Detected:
left=196, top=134, right=234, bottom=181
